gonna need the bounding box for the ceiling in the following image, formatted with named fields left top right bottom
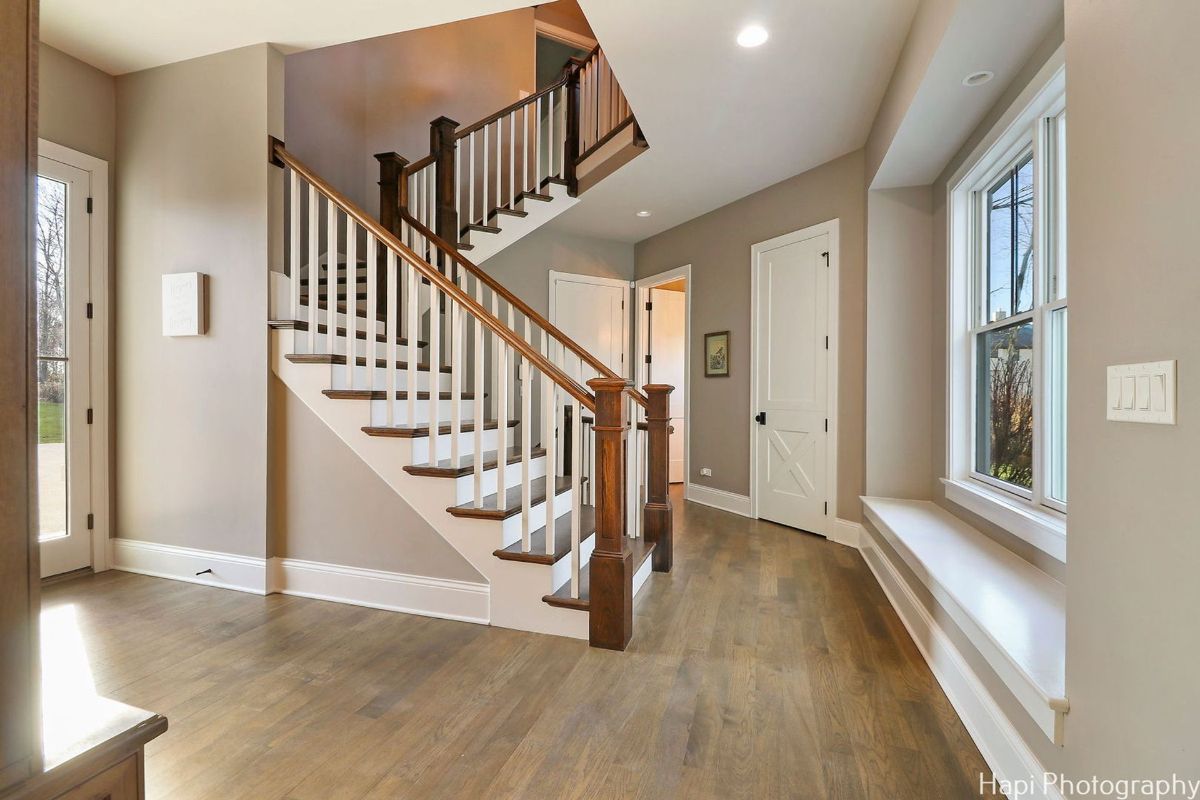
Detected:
left=552, top=0, right=920, bottom=242
left=40, top=0, right=532, bottom=75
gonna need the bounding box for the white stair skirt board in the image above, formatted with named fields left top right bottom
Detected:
left=473, top=182, right=578, bottom=265
left=827, top=518, right=863, bottom=548
left=861, top=497, right=1067, bottom=745
left=858, top=529, right=1064, bottom=800
left=111, top=538, right=269, bottom=595
left=269, top=558, right=489, bottom=625
left=685, top=483, right=752, bottom=517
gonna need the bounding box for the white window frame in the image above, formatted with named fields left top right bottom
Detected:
left=945, top=47, right=1067, bottom=562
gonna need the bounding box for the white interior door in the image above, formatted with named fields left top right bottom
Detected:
left=648, top=287, right=686, bottom=483
left=37, top=156, right=94, bottom=577
left=551, top=274, right=627, bottom=381
left=754, top=232, right=830, bottom=534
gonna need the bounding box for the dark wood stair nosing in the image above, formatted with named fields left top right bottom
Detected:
left=542, top=537, right=655, bottom=611
left=362, top=419, right=519, bottom=439
left=286, top=353, right=452, bottom=373
left=322, top=389, right=481, bottom=401
left=404, top=445, right=546, bottom=479
left=494, top=505, right=597, bottom=565
left=448, top=476, right=572, bottom=520
left=269, top=319, right=425, bottom=347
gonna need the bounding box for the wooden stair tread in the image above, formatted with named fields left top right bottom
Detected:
left=461, top=222, right=501, bottom=236
left=286, top=353, right=452, bottom=373
left=495, top=505, right=596, bottom=565
left=404, top=445, right=546, bottom=478
left=269, top=319, right=425, bottom=347
left=489, top=207, right=528, bottom=221
left=448, top=475, right=571, bottom=520
left=543, top=537, right=655, bottom=611
left=517, top=189, right=552, bottom=203
left=362, top=419, right=518, bottom=438
left=322, top=389, right=480, bottom=401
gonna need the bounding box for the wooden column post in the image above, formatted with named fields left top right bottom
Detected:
left=374, top=151, right=407, bottom=238
left=587, top=377, right=634, bottom=651
left=429, top=116, right=459, bottom=274
left=562, top=61, right=582, bottom=196
left=643, top=384, right=673, bottom=572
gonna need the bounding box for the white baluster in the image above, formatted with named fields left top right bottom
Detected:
left=482, top=123, right=490, bottom=226
left=570, top=398, right=582, bottom=598
left=344, top=216, right=356, bottom=385
left=450, top=292, right=462, bottom=468
left=523, top=103, right=531, bottom=193
left=366, top=236, right=377, bottom=392
left=428, top=276, right=441, bottom=458
left=520, top=360, right=532, bottom=551
left=307, top=184, right=318, bottom=354
left=385, top=249, right=397, bottom=427
left=326, top=199, right=337, bottom=354
left=454, top=139, right=462, bottom=241
left=543, top=375, right=556, bottom=556
left=496, top=336, right=509, bottom=513
left=468, top=131, right=476, bottom=227
left=535, top=96, right=543, bottom=191
left=547, top=89, right=555, bottom=183
left=473, top=277, right=485, bottom=505
left=508, top=111, right=516, bottom=210
left=494, top=118, right=501, bottom=216
left=406, top=259, right=418, bottom=428
left=289, top=170, right=300, bottom=324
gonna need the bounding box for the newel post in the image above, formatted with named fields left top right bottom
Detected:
left=374, top=151, right=408, bottom=238
left=429, top=116, right=460, bottom=265
left=643, top=385, right=674, bottom=572
left=587, top=377, right=635, bottom=651
left=562, top=62, right=582, bottom=196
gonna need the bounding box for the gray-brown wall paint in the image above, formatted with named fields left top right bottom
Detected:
left=284, top=10, right=536, bottom=218
left=115, top=45, right=282, bottom=558
left=635, top=150, right=867, bottom=520
left=269, top=383, right=481, bottom=581
left=1062, top=0, right=1200, bottom=785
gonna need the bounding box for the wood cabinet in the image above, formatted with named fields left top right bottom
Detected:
left=52, top=756, right=138, bottom=800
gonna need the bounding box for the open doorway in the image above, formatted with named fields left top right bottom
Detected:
left=636, top=266, right=690, bottom=485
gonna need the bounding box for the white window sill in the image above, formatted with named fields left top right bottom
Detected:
left=941, top=478, right=1066, bottom=563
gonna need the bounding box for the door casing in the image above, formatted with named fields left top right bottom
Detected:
left=634, top=264, right=691, bottom=488
left=749, top=219, right=839, bottom=533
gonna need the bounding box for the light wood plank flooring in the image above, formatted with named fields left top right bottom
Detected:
left=43, top=488, right=999, bottom=799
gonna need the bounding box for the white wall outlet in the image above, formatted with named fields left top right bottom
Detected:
left=162, top=272, right=207, bottom=336
left=700, top=467, right=713, bottom=477
left=1107, top=360, right=1176, bottom=424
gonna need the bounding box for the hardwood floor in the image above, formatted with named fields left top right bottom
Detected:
left=43, top=488, right=998, bottom=799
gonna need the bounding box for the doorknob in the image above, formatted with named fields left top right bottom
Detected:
left=754, top=411, right=766, bottom=425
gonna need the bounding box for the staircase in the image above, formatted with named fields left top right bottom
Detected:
left=267, top=46, right=666, bottom=650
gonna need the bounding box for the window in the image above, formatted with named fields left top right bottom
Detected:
left=947, top=58, right=1067, bottom=558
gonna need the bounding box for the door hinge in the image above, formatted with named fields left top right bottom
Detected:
left=645, top=301, right=653, bottom=311
left=86, top=197, right=94, bottom=214
left=621, top=299, right=625, bottom=310
left=825, top=335, right=829, bottom=350
left=822, top=251, right=829, bottom=266
left=86, top=408, right=93, bottom=425
left=87, top=513, right=94, bottom=530
left=644, top=354, right=652, bottom=364
left=86, top=302, right=94, bottom=319
left=824, top=418, right=828, bottom=432
left=824, top=501, right=828, bottom=515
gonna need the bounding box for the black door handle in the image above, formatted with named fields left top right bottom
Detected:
left=754, top=411, right=766, bottom=425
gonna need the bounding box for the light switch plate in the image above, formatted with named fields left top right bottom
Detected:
left=1106, top=360, right=1175, bottom=424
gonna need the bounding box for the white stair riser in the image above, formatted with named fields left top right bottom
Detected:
left=330, top=365, right=451, bottom=393
left=368, top=398, right=477, bottom=427
left=447, top=453, right=548, bottom=506
left=409, top=427, right=514, bottom=463
left=498, top=487, right=573, bottom=543
left=547, top=530, right=596, bottom=593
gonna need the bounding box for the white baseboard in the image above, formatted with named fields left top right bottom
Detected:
left=111, top=538, right=269, bottom=595
left=269, top=558, right=490, bottom=625
left=859, top=528, right=1062, bottom=800
left=685, top=483, right=752, bottom=517
left=828, top=518, right=863, bottom=548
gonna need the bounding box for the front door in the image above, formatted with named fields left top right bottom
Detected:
left=36, top=155, right=94, bottom=577
left=754, top=231, right=830, bottom=535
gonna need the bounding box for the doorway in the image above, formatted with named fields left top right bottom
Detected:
left=635, top=266, right=689, bottom=486
left=750, top=221, right=838, bottom=536
left=36, top=141, right=109, bottom=577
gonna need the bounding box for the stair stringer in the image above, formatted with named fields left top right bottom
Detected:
left=271, top=328, right=589, bottom=640
left=469, top=182, right=579, bottom=265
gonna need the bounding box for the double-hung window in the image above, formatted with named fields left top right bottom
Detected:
left=947, top=61, right=1067, bottom=557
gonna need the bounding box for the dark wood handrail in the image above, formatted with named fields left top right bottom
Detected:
left=397, top=208, right=650, bottom=410
left=271, top=138, right=597, bottom=412
left=406, top=152, right=435, bottom=174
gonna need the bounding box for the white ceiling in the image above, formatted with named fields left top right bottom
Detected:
left=871, top=0, right=1062, bottom=189
left=553, top=0, right=920, bottom=242
left=40, top=0, right=532, bottom=75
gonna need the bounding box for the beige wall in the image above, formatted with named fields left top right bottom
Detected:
left=865, top=186, right=933, bottom=499
left=285, top=10, right=536, bottom=217
left=534, top=0, right=595, bottom=40
left=635, top=150, right=867, bottom=520
left=1062, top=0, right=1200, bottom=785
left=115, top=45, right=282, bottom=558
left=269, top=383, right=481, bottom=581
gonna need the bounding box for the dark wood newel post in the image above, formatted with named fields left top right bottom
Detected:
left=562, top=62, right=582, bottom=196
left=374, top=152, right=407, bottom=315
left=587, top=377, right=635, bottom=651
left=429, top=116, right=460, bottom=274
left=643, top=384, right=673, bottom=573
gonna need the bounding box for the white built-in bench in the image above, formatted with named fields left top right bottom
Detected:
left=860, top=497, right=1068, bottom=745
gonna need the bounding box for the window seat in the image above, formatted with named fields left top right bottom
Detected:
left=861, top=497, right=1067, bottom=744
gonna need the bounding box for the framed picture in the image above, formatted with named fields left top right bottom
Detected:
left=704, top=331, right=730, bottom=377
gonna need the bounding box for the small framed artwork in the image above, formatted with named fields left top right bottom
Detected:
left=704, top=331, right=730, bottom=377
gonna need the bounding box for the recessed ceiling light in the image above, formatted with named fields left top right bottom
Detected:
left=737, top=24, right=769, bottom=48
left=636, top=210, right=652, bottom=218
left=962, top=70, right=994, bottom=87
